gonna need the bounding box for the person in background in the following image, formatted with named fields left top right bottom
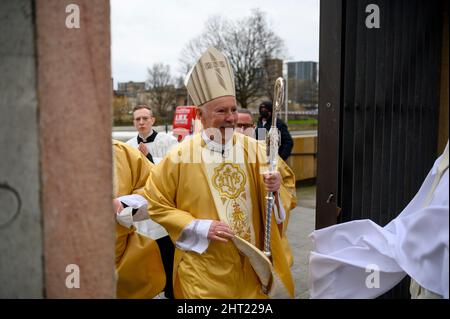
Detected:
left=126, top=105, right=178, bottom=165
left=255, top=100, right=294, bottom=161
left=235, top=109, right=256, bottom=137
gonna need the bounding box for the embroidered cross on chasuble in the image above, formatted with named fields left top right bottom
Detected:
left=202, top=147, right=256, bottom=245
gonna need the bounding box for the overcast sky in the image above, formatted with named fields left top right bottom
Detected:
left=111, top=0, right=319, bottom=88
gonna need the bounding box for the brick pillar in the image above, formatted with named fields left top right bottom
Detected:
left=36, top=0, right=115, bottom=297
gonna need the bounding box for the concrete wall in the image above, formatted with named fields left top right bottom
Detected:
left=0, top=0, right=44, bottom=298
left=287, top=135, right=317, bottom=181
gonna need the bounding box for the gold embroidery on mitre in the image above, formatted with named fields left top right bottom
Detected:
left=212, top=163, right=246, bottom=199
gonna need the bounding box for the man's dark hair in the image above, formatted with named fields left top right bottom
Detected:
left=132, top=104, right=153, bottom=116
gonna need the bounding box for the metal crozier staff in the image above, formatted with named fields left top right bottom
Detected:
left=264, top=77, right=285, bottom=257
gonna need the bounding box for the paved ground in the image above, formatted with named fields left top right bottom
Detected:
left=286, top=182, right=316, bottom=299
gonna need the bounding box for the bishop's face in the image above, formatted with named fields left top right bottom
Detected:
left=200, top=96, right=238, bottom=144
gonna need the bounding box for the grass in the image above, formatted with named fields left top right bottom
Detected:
left=288, top=118, right=318, bottom=125
left=287, top=118, right=318, bottom=131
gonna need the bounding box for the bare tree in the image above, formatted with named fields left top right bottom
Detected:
left=146, top=63, right=176, bottom=122
left=179, top=9, right=287, bottom=108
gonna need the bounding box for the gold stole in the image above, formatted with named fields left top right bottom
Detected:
left=201, top=138, right=256, bottom=244
left=196, top=134, right=294, bottom=298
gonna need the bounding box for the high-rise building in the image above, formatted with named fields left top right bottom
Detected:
left=287, top=61, right=319, bottom=107
left=287, top=61, right=318, bottom=83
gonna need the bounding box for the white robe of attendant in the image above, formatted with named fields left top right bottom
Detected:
left=126, top=130, right=178, bottom=164
left=309, top=142, right=449, bottom=299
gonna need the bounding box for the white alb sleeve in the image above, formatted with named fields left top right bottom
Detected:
left=176, top=219, right=212, bottom=254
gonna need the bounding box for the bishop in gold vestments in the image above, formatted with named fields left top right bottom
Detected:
left=145, top=132, right=295, bottom=298
left=145, top=47, right=294, bottom=299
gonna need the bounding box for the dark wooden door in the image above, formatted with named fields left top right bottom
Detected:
left=316, top=0, right=444, bottom=298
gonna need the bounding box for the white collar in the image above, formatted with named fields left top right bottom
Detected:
left=138, top=130, right=153, bottom=140
left=201, top=130, right=234, bottom=156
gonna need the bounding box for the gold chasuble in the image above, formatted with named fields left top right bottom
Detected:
left=113, top=140, right=166, bottom=298
left=275, top=155, right=297, bottom=267
left=145, top=133, right=295, bottom=299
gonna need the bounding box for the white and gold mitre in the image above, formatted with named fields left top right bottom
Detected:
left=184, top=47, right=235, bottom=106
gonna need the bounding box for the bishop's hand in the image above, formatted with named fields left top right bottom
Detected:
left=207, top=220, right=235, bottom=242
left=262, top=171, right=281, bottom=193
